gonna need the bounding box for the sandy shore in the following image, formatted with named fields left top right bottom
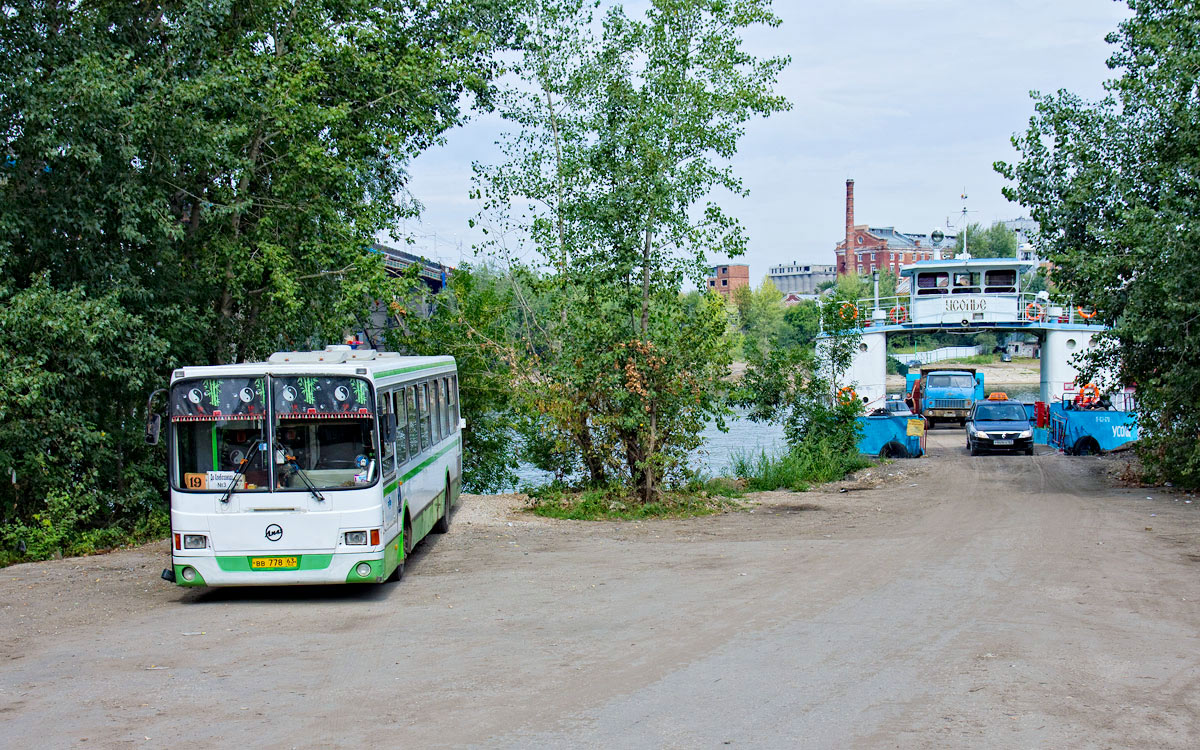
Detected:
left=731, top=358, right=1043, bottom=387
left=886, top=358, right=1042, bottom=387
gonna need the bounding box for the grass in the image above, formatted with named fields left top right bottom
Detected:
left=941, top=354, right=1042, bottom=366
left=730, top=440, right=874, bottom=492
left=526, top=477, right=746, bottom=521
left=943, top=353, right=998, bottom=365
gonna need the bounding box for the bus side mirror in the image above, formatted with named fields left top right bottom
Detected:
left=144, top=388, right=167, bottom=445
left=459, top=418, right=467, bottom=431
left=145, top=413, right=162, bottom=446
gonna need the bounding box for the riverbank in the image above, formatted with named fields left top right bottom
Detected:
left=730, top=357, right=1043, bottom=387
left=886, top=357, right=1042, bottom=387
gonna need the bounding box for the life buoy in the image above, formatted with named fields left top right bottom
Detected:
left=1076, top=306, right=1097, bottom=319
left=889, top=305, right=908, bottom=324
left=1025, top=302, right=1045, bottom=321
left=837, top=386, right=858, bottom=405
left=839, top=302, right=858, bottom=321
left=1077, top=382, right=1101, bottom=406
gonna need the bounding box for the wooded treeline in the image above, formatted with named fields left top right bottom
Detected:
left=0, top=0, right=518, bottom=560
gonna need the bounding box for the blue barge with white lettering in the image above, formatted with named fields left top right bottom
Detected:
left=857, top=413, right=927, bottom=458
left=1047, top=394, right=1138, bottom=455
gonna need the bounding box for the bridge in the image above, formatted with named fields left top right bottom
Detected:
left=370, top=242, right=453, bottom=293
left=823, top=258, right=1109, bottom=405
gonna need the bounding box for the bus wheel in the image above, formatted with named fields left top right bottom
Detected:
left=433, top=476, right=451, bottom=533
left=391, top=513, right=413, bottom=582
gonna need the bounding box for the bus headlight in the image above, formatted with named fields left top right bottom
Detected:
left=345, top=531, right=368, bottom=546
left=355, top=562, right=373, bottom=578
left=183, top=534, right=208, bottom=549
left=181, top=566, right=198, bottom=582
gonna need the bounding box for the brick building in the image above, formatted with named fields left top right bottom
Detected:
left=707, top=264, right=750, bottom=299
left=834, top=180, right=946, bottom=276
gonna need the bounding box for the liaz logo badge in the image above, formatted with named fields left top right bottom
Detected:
left=265, top=524, right=283, bottom=542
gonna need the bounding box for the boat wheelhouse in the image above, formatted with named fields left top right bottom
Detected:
left=903, top=258, right=1039, bottom=327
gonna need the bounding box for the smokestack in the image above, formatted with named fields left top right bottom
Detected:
left=845, top=179, right=855, bottom=274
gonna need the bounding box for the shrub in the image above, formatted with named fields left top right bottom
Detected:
left=731, top=435, right=873, bottom=492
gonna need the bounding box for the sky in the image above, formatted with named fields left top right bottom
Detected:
left=389, top=0, right=1131, bottom=280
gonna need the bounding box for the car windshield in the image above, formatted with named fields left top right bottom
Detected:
left=272, top=376, right=377, bottom=490
left=927, top=374, right=974, bottom=389
left=974, top=404, right=1027, bottom=421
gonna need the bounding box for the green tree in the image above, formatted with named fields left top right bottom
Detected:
left=734, top=301, right=864, bottom=458
left=996, top=0, right=1200, bottom=484
left=477, top=0, right=789, bottom=502
left=0, top=1, right=516, bottom=558
left=385, top=263, right=521, bottom=493
left=779, top=300, right=821, bottom=349
left=732, top=278, right=786, bottom=354
left=0, top=276, right=168, bottom=559
left=954, top=222, right=1018, bottom=258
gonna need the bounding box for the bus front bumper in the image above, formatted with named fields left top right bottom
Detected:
left=171, top=546, right=400, bottom=587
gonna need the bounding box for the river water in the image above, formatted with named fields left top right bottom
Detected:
left=510, top=383, right=1039, bottom=488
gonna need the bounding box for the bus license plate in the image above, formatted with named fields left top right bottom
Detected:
left=994, top=439, right=1013, bottom=446
left=251, top=556, right=298, bottom=569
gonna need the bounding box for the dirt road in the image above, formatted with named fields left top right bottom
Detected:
left=3, top=430, right=1199, bottom=748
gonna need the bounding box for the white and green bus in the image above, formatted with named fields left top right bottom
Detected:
left=160, top=346, right=462, bottom=587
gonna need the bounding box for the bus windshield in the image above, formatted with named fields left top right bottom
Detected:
left=272, top=376, right=377, bottom=490
left=170, top=377, right=269, bottom=491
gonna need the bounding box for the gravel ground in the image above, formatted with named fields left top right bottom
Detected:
left=2, top=432, right=1199, bottom=748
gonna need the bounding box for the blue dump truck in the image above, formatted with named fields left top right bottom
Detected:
left=908, top=366, right=985, bottom=428
left=1048, top=393, right=1138, bottom=455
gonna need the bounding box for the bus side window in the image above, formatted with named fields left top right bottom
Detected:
left=379, top=389, right=395, bottom=476
left=394, top=390, right=409, bottom=464
left=441, top=379, right=452, bottom=435
left=450, top=375, right=459, bottom=430
left=407, top=386, right=420, bottom=456
left=432, top=378, right=444, bottom=443
left=418, top=383, right=431, bottom=451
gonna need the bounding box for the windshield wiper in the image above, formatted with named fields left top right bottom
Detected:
left=218, top=440, right=265, bottom=505
left=274, top=440, right=327, bottom=503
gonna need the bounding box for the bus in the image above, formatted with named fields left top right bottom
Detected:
left=156, top=346, right=462, bottom=587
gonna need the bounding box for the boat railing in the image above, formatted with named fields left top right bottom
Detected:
left=844, top=292, right=1104, bottom=327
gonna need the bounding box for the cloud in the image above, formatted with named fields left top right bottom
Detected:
left=403, top=0, right=1131, bottom=274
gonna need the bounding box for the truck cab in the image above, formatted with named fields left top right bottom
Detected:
left=909, top=366, right=984, bottom=428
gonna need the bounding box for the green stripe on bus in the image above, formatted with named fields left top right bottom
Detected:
left=215, top=554, right=334, bottom=572
left=401, top=435, right=460, bottom=483
left=375, top=362, right=452, bottom=378
left=381, top=434, right=461, bottom=494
